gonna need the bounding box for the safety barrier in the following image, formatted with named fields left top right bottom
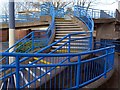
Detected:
left=100, top=39, right=120, bottom=53
left=86, top=7, right=115, bottom=18
left=0, top=4, right=116, bottom=23
left=0, top=3, right=55, bottom=64
left=74, top=5, right=94, bottom=50
left=74, top=5, right=94, bottom=32
left=0, top=31, right=115, bottom=89
left=0, top=3, right=115, bottom=90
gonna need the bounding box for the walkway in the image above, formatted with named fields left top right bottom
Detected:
left=98, top=53, right=120, bottom=89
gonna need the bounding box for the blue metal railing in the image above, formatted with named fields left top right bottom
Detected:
left=0, top=5, right=116, bottom=24
left=74, top=5, right=94, bottom=50
left=0, top=40, right=115, bottom=89
left=85, top=7, right=115, bottom=19
left=74, top=6, right=115, bottom=19
left=74, top=5, right=94, bottom=32
left=100, top=39, right=120, bottom=53
left=0, top=3, right=115, bottom=90
left=0, top=3, right=55, bottom=64
left=55, top=8, right=65, bottom=18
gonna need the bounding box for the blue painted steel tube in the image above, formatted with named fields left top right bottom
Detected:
left=16, top=56, right=20, bottom=89
left=32, top=32, right=34, bottom=50
left=90, top=32, right=93, bottom=50
left=76, top=56, right=81, bottom=88
left=68, top=35, right=71, bottom=62
left=104, top=50, right=108, bottom=78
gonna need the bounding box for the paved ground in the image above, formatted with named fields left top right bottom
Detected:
left=98, top=53, right=120, bottom=90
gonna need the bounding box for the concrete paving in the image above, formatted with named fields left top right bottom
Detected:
left=98, top=53, right=120, bottom=90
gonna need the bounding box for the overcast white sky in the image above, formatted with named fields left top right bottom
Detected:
left=0, top=0, right=120, bottom=11
left=91, top=0, right=119, bottom=11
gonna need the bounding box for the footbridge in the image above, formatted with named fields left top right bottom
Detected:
left=0, top=3, right=115, bottom=89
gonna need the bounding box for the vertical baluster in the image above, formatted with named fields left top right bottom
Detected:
left=16, top=56, right=20, bottom=90
left=104, top=50, right=108, bottom=78
left=76, top=56, right=81, bottom=88
left=32, top=32, right=34, bottom=50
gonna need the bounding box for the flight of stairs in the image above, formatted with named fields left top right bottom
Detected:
left=51, top=18, right=90, bottom=53
left=0, top=18, right=91, bottom=89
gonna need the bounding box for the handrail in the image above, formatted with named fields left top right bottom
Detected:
left=0, top=45, right=115, bottom=57
left=82, top=6, right=115, bottom=18
left=74, top=5, right=94, bottom=32
left=0, top=42, right=115, bottom=89
left=0, top=3, right=55, bottom=64
left=1, top=3, right=55, bottom=52
left=0, top=31, right=91, bottom=78
left=4, top=32, right=33, bottom=52
left=55, top=8, right=65, bottom=18
left=0, top=6, right=116, bottom=23
left=0, top=3, right=115, bottom=89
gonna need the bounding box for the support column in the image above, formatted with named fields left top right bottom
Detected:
left=9, top=0, right=15, bottom=64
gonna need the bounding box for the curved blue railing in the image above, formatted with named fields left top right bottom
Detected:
left=0, top=3, right=55, bottom=64
left=0, top=36, right=115, bottom=89
left=0, top=3, right=115, bottom=90
left=74, top=5, right=94, bottom=32
left=0, top=5, right=116, bottom=23
left=74, top=5, right=94, bottom=50
left=55, top=8, right=65, bottom=18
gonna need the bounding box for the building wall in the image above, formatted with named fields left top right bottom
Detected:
left=96, top=22, right=120, bottom=40
left=0, top=30, right=8, bottom=42
left=0, top=29, right=31, bottom=42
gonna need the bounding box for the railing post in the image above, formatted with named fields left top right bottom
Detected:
left=16, top=56, right=20, bottom=89
left=76, top=56, right=81, bottom=88
left=68, top=35, right=71, bottom=62
left=104, top=49, right=108, bottom=78
left=111, top=47, right=115, bottom=68
left=32, top=32, right=34, bottom=50
left=89, top=32, right=93, bottom=50
left=68, top=35, right=71, bottom=53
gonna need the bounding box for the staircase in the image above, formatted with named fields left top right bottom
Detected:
left=51, top=18, right=90, bottom=53
left=0, top=4, right=115, bottom=90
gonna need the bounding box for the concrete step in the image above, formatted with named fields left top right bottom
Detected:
left=56, top=28, right=83, bottom=30
left=55, top=36, right=87, bottom=39
left=55, top=42, right=89, bottom=46
left=52, top=46, right=88, bottom=49
left=56, top=26, right=81, bottom=28
left=56, top=30, right=84, bottom=34
left=54, top=39, right=89, bottom=42
left=55, top=33, right=87, bottom=36
left=55, top=22, right=74, bottom=24
left=50, top=48, right=88, bottom=53
left=55, top=20, right=73, bottom=22
left=55, top=23, right=78, bottom=26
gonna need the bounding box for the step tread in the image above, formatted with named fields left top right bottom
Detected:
left=52, top=46, right=89, bottom=49
left=55, top=36, right=88, bottom=39
left=54, top=39, right=89, bottom=41
left=56, top=26, right=81, bottom=28
left=56, top=34, right=87, bottom=36
left=56, top=28, right=83, bottom=30
left=55, top=24, right=78, bottom=26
